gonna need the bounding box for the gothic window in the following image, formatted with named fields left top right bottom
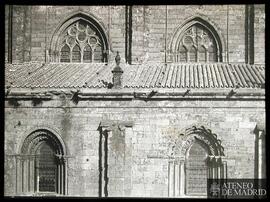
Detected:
left=58, top=20, right=106, bottom=63
left=174, top=24, right=220, bottom=63
left=185, top=142, right=208, bottom=196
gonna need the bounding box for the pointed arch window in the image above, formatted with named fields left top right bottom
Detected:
left=173, top=23, right=221, bottom=63
left=57, top=20, right=107, bottom=63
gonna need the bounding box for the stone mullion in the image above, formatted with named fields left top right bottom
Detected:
left=80, top=47, right=83, bottom=63
left=206, top=50, right=209, bottom=62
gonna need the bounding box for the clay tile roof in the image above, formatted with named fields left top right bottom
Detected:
left=5, top=62, right=265, bottom=89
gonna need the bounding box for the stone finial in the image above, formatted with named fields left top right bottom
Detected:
left=112, top=52, right=123, bottom=89
left=115, top=51, right=121, bottom=65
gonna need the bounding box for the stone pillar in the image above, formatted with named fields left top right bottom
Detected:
left=258, top=131, right=265, bottom=179
left=16, top=156, right=22, bottom=194
left=123, top=127, right=133, bottom=196
left=99, top=131, right=105, bottom=197
left=99, top=121, right=134, bottom=197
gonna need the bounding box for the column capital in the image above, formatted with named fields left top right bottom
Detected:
left=98, top=120, right=134, bottom=133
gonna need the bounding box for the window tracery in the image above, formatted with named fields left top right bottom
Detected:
left=173, top=23, right=220, bottom=63
left=59, top=21, right=104, bottom=63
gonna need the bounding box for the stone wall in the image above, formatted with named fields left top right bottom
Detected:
left=6, top=5, right=265, bottom=64
left=254, top=4, right=265, bottom=64
left=4, top=98, right=265, bottom=197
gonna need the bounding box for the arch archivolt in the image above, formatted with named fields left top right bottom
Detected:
left=16, top=127, right=67, bottom=195
left=18, top=126, right=67, bottom=156
left=171, top=125, right=224, bottom=159
left=167, top=125, right=227, bottom=197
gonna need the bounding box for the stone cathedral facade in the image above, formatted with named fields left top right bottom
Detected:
left=4, top=5, right=265, bottom=197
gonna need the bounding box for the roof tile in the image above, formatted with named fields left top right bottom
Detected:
left=5, top=62, right=264, bottom=90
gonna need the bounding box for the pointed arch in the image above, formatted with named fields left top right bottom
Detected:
left=169, top=16, right=226, bottom=63
left=49, top=12, right=109, bottom=63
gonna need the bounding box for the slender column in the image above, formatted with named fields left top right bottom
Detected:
left=168, top=160, right=174, bottom=197
left=208, top=157, right=213, bottom=179
left=61, top=162, right=65, bottom=194
left=28, top=157, right=32, bottom=192
left=258, top=131, right=265, bottom=179
left=103, top=131, right=109, bottom=197
left=179, top=160, right=185, bottom=196
left=99, top=130, right=105, bottom=197
left=58, top=163, right=61, bottom=194
left=217, top=158, right=221, bottom=179
left=29, top=156, right=34, bottom=193
left=223, top=161, right=227, bottom=179
left=213, top=158, right=217, bottom=179
left=8, top=5, right=13, bottom=63
left=21, top=159, right=24, bottom=193
left=16, top=156, right=21, bottom=194
left=64, top=158, right=68, bottom=195
left=125, top=6, right=132, bottom=64
left=174, top=162, right=180, bottom=196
